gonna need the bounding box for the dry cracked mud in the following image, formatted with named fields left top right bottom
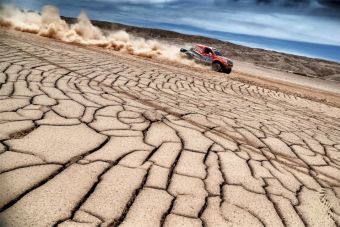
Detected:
left=0, top=29, right=340, bottom=227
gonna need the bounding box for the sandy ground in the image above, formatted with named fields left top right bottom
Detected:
left=0, top=29, right=340, bottom=227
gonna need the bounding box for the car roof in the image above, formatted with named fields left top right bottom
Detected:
left=195, top=44, right=218, bottom=51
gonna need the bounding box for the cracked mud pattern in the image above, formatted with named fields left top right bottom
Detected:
left=0, top=30, right=340, bottom=227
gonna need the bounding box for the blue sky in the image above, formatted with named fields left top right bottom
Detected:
left=3, top=0, right=340, bottom=61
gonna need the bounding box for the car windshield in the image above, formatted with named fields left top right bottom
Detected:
left=214, top=50, right=222, bottom=56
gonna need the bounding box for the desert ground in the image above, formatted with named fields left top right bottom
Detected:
left=0, top=27, right=340, bottom=227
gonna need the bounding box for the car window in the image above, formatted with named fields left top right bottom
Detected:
left=214, top=50, right=222, bottom=56
left=204, top=48, right=212, bottom=55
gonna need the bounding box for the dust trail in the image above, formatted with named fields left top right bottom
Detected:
left=0, top=5, right=201, bottom=67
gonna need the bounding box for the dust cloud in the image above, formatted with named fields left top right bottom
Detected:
left=0, top=5, right=199, bottom=66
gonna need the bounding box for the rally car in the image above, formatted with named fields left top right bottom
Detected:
left=180, top=44, right=233, bottom=74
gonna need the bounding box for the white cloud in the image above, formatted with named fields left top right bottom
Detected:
left=157, top=9, right=340, bottom=46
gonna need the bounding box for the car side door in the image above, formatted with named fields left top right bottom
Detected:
left=202, top=48, right=214, bottom=64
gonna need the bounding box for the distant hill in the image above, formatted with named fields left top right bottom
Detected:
left=63, top=16, right=340, bottom=81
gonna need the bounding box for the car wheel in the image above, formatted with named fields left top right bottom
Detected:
left=224, top=68, right=232, bottom=74
left=212, top=62, right=222, bottom=72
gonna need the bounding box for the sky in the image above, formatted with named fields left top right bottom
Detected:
left=2, top=0, right=340, bottom=61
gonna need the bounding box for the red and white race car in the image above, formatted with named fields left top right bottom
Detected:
left=180, top=44, right=233, bottom=74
